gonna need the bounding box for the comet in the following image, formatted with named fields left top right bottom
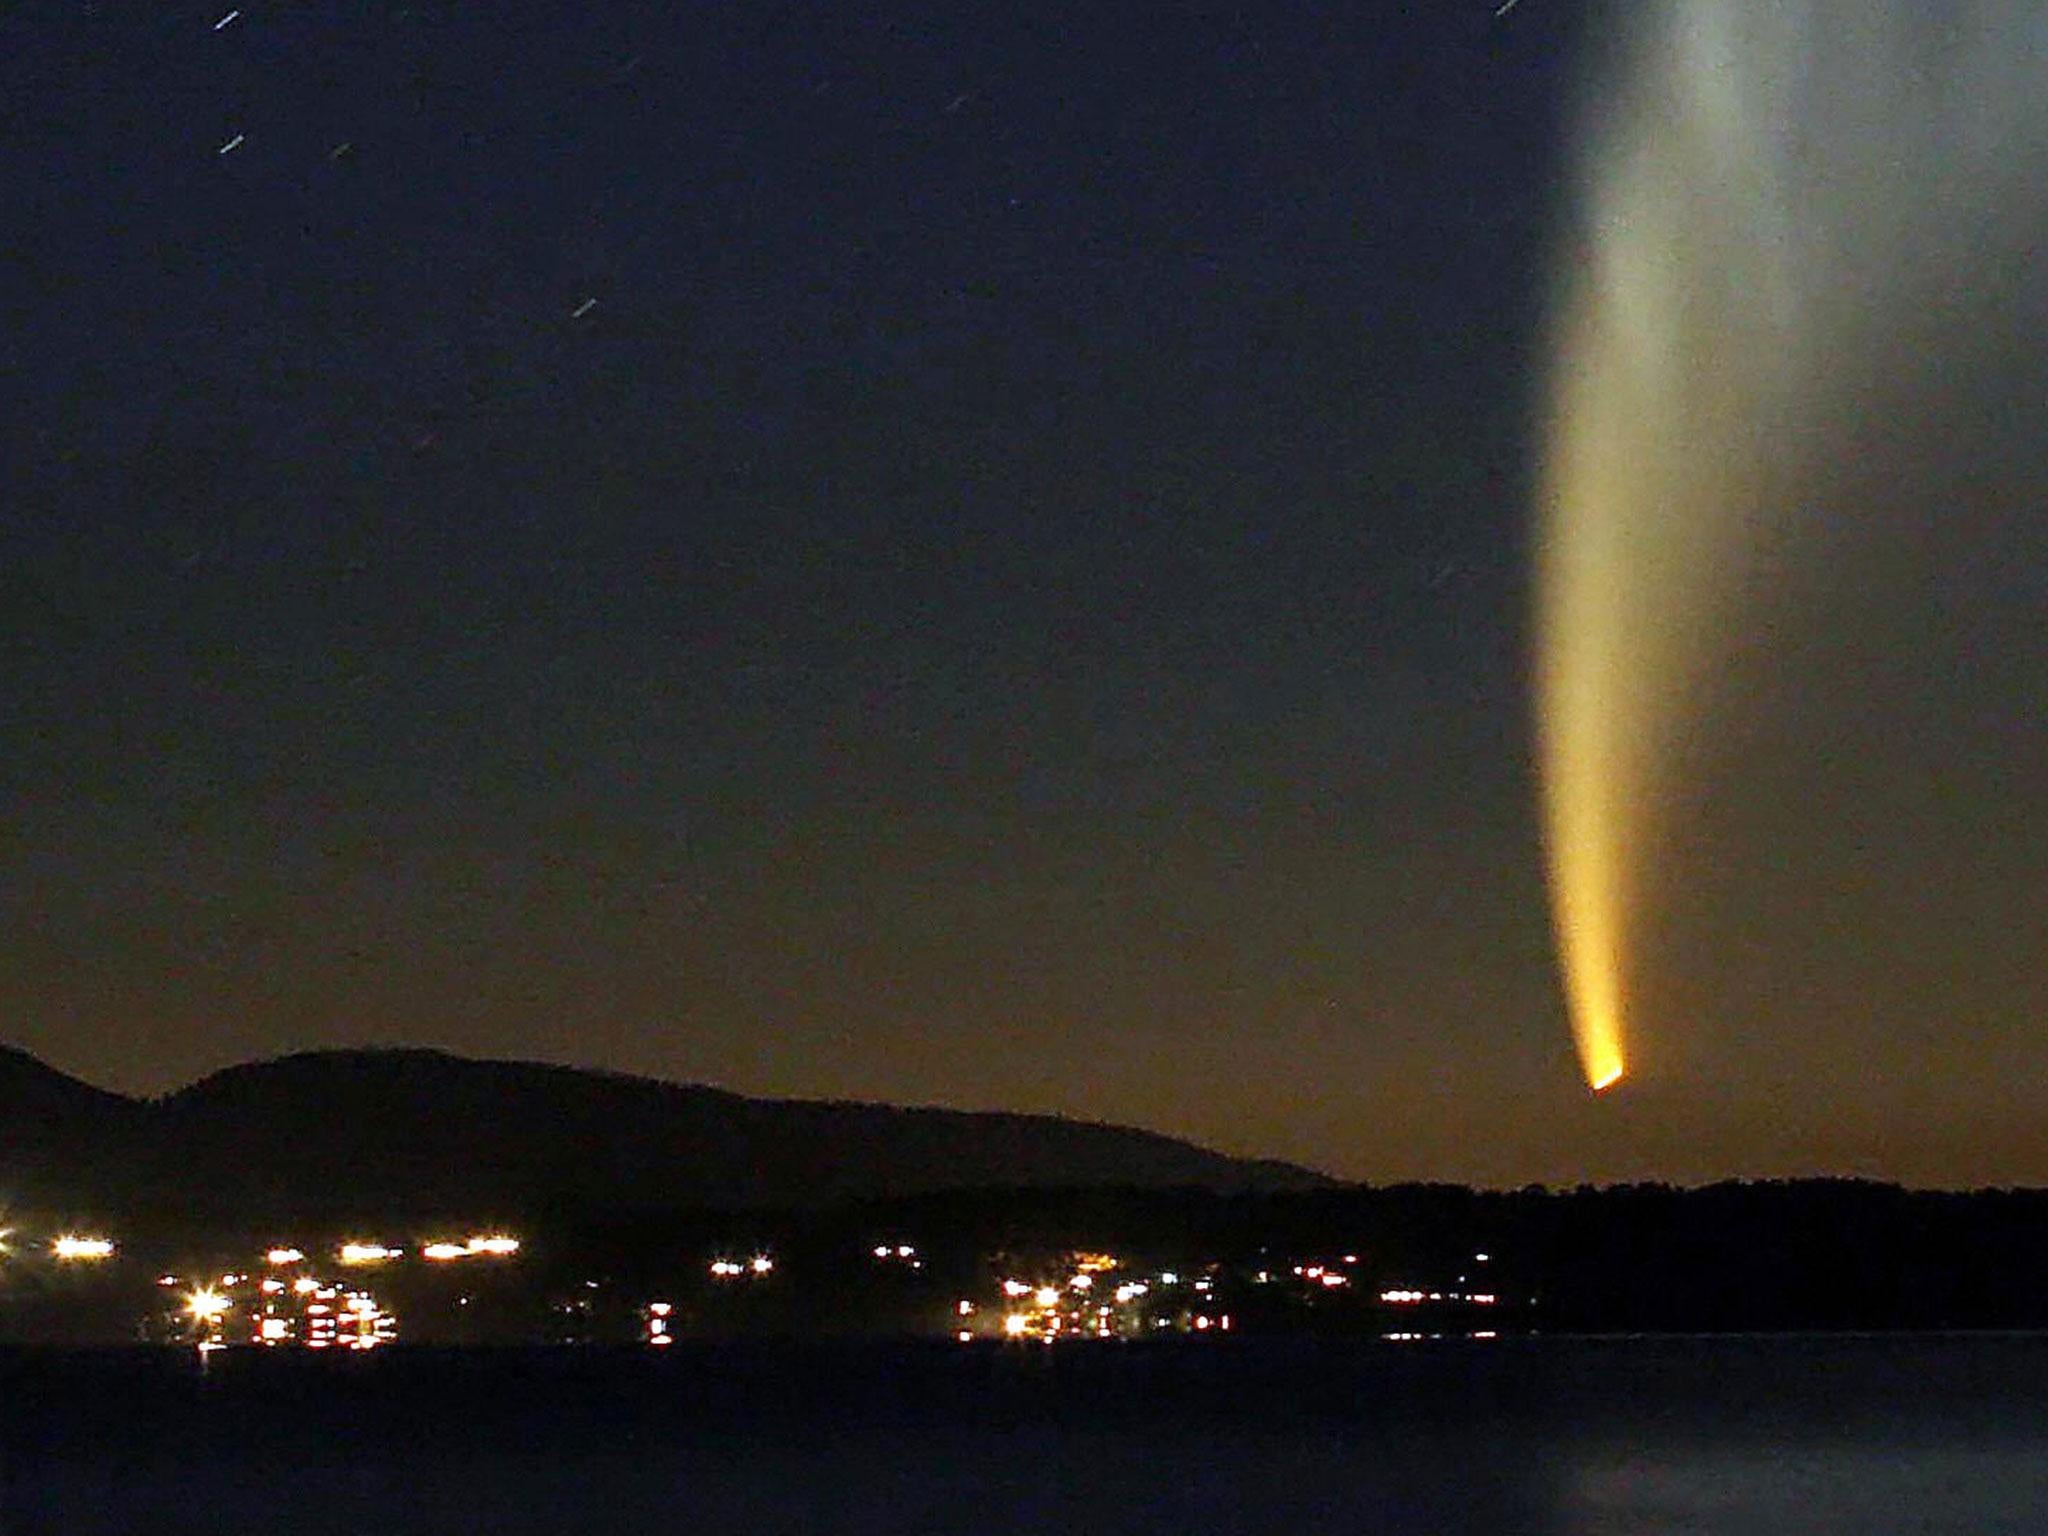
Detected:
left=1536, top=1, right=2048, bottom=1091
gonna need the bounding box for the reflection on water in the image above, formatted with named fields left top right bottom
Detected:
left=1574, top=1444, right=2048, bottom=1534
left=6, top=1335, right=2047, bottom=1533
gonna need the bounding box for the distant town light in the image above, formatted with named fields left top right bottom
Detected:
left=468, top=1235, right=520, bottom=1257
left=293, top=1276, right=320, bottom=1295
left=749, top=1255, right=774, bottom=1275
left=265, top=1247, right=305, bottom=1265
left=422, top=1243, right=469, bottom=1261
left=338, top=1243, right=398, bottom=1265
left=957, top=1299, right=974, bottom=1316
left=1033, top=1287, right=1059, bottom=1308
left=1069, top=1274, right=1093, bottom=1291
left=1001, top=1279, right=1032, bottom=1297
left=957, top=1330, right=973, bottom=1343
left=187, top=1288, right=230, bottom=1323
left=1003, top=1313, right=1030, bottom=1336
left=52, top=1236, right=115, bottom=1261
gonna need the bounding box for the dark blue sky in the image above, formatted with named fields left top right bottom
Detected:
left=13, top=1, right=2041, bottom=1185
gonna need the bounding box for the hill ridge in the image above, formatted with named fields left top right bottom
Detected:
left=0, top=1043, right=1331, bottom=1221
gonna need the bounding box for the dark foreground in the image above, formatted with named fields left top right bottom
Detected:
left=7, top=1334, right=2048, bottom=1534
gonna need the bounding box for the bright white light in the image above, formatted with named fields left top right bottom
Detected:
left=1003, top=1314, right=1030, bottom=1336
left=1068, top=1274, right=1093, bottom=1291
left=1001, top=1279, right=1031, bottom=1297
left=749, top=1255, right=774, bottom=1274
left=52, top=1236, right=115, bottom=1261
left=338, top=1243, right=397, bottom=1265
left=1033, top=1287, right=1059, bottom=1308
left=265, top=1248, right=305, bottom=1265
left=468, top=1236, right=520, bottom=1256
left=293, top=1276, right=320, bottom=1295
left=957, top=1299, right=974, bottom=1316
left=422, top=1243, right=470, bottom=1261
left=188, top=1288, right=230, bottom=1323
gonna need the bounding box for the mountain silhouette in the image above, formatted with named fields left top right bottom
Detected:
left=0, top=1046, right=1327, bottom=1224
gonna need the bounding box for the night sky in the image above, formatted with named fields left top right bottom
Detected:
left=6, top=1, right=2046, bottom=1186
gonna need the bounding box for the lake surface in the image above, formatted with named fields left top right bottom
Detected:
left=7, top=1334, right=2047, bottom=1533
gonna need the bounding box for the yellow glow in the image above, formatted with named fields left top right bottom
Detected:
left=338, top=1243, right=397, bottom=1265
left=467, top=1235, right=520, bottom=1256
left=1003, top=1313, right=1030, bottom=1336
left=422, top=1243, right=469, bottom=1261
left=1033, top=1287, right=1059, bottom=1308
left=188, top=1287, right=230, bottom=1322
left=52, top=1235, right=115, bottom=1260
left=264, top=1247, right=305, bottom=1265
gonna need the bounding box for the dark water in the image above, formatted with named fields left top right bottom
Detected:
left=7, top=1334, right=2047, bottom=1534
